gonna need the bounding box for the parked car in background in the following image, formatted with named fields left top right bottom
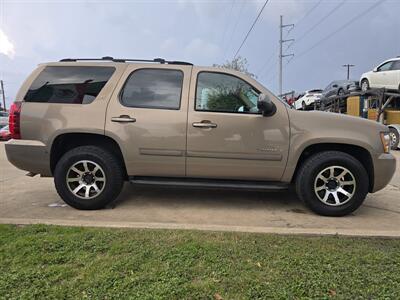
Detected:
left=319, top=80, right=359, bottom=109
left=360, top=57, right=400, bottom=91
left=0, top=125, right=11, bottom=141
left=294, top=89, right=323, bottom=110
left=0, top=111, right=9, bottom=127
left=322, top=80, right=359, bottom=98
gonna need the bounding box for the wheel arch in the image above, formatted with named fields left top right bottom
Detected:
left=50, top=132, right=128, bottom=179
left=388, top=124, right=400, bottom=133
left=360, top=77, right=369, bottom=88
left=291, top=143, right=374, bottom=192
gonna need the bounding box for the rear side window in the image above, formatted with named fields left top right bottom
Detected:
left=120, top=69, right=183, bottom=110
left=391, top=60, right=400, bottom=71
left=24, top=66, right=115, bottom=104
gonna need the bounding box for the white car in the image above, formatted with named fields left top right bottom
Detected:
left=294, top=89, right=323, bottom=110
left=360, top=57, right=400, bottom=91
left=0, top=111, right=9, bottom=128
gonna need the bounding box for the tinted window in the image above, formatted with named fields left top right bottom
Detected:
left=377, top=61, right=393, bottom=72
left=391, top=60, right=400, bottom=70
left=121, top=69, right=183, bottom=109
left=24, top=66, right=115, bottom=104
left=196, top=72, right=260, bottom=114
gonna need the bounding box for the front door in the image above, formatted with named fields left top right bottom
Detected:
left=186, top=68, right=290, bottom=181
left=105, top=64, right=192, bottom=177
left=373, top=61, right=394, bottom=88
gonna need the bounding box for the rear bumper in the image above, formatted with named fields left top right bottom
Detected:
left=5, top=139, right=52, bottom=176
left=371, top=152, right=396, bottom=192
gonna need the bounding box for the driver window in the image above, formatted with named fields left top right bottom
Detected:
left=377, top=61, right=393, bottom=72
left=195, top=72, right=260, bottom=114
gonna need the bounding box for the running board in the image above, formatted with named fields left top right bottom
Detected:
left=129, top=176, right=289, bottom=191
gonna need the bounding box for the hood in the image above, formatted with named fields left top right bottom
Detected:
left=361, top=70, right=373, bottom=78
left=287, top=109, right=388, bottom=154
left=289, top=109, right=387, bottom=131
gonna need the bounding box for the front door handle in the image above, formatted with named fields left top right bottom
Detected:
left=192, top=120, right=217, bottom=129
left=111, top=115, right=136, bottom=123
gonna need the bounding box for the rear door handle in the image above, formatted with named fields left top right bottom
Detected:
left=111, top=115, right=136, bottom=123
left=192, top=120, right=217, bottom=129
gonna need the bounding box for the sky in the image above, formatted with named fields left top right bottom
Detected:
left=0, top=0, right=399, bottom=108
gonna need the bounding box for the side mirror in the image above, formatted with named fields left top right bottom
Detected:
left=257, top=94, right=276, bottom=117
left=373, top=67, right=378, bottom=72
left=332, top=84, right=338, bottom=88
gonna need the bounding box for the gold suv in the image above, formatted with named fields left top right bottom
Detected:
left=5, top=57, right=396, bottom=216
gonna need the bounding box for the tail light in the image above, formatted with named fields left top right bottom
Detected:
left=9, top=102, right=22, bottom=139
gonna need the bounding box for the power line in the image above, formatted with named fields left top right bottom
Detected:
left=223, top=0, right=246, bottom=60
left=256, top=47, right=278, bottom=75
left=0, top=80, right=6, bottom=111
left=279, top=15, right=294, bottom=96
left=295, top=0, right=346, bottom=46
left=257, top=0, right=323, bottom=77
left=295, top=0, right=387, bottom=60
left=342, top=64, right=355, bottom=80
left=233, top=0, right=270, bottom=59
left=220, top=0, right=236, bottom=52
left=295, top=0, right=323, bottom=27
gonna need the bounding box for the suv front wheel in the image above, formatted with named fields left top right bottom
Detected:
left=54, top=146, right=124, bottom=210
left=295, top=151, right=369, bottom=216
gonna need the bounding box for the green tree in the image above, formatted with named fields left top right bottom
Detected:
left=213, top=56, right=256, bottom=78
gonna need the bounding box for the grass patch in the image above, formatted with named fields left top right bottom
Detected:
left=0, top=224, right=399, bottom=299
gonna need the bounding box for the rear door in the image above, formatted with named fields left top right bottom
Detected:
left=186, top=68, right=290, bottom=181
left=389, top=60, right=400, bottom=89
left=105, top=64, right=192, bottom=177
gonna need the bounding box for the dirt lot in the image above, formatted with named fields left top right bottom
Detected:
left=0, top=142, right=399, bottom=236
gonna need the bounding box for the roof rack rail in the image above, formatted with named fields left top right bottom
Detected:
left=59, top=56, right=193, bottom=65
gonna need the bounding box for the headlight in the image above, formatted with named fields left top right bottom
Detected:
left=380, top=132, right=391, bottom=153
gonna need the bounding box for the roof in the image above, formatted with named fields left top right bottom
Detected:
left=59, top=56, right=193, bottom=66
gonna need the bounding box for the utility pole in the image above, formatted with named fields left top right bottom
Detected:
left=342, top=64, right=355, bottom=80
left=0, top=80, right=6, bottom=111
left=279, top=15, right=294, bottom=96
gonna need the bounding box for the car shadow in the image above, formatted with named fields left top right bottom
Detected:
left=110, top=182, right=305, bottom=213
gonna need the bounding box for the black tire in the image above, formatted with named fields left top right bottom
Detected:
left=361, top=79, right=369, bottom=92
left=295, top=151, right=369, bottom=217
left=302, top=101, right=306, bottom=110
left=54, top=146, right=124, bottom=210
left=389, top=127, right=399, bottom=150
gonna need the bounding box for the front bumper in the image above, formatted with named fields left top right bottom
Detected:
left=5, top=139, right=52, bottom=176
left=371, top=152, right=396, bottom=192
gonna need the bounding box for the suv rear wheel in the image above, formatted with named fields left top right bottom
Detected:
left=295, top=151, right=368, bottom=216
left=54, top=146, right=124, bottom=210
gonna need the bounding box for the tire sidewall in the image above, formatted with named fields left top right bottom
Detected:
left=389, top=127, right=399, bottom=150
left=299, top=154, right=368, bottom=216
left=54, top=147, right=123, bottom=210
left=361, top=79, right=369, bottom=91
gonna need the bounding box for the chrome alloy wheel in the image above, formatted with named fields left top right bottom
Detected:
left=314, top=166, right=356, bottom=206
left=66, top=160, right=106, bottom=199
left=389, top=131, right=397, bottom=148
left=361, top=81, right=368, bottom=92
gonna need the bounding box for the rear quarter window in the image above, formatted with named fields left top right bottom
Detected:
left=24, top=66, right=115, bottom=104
